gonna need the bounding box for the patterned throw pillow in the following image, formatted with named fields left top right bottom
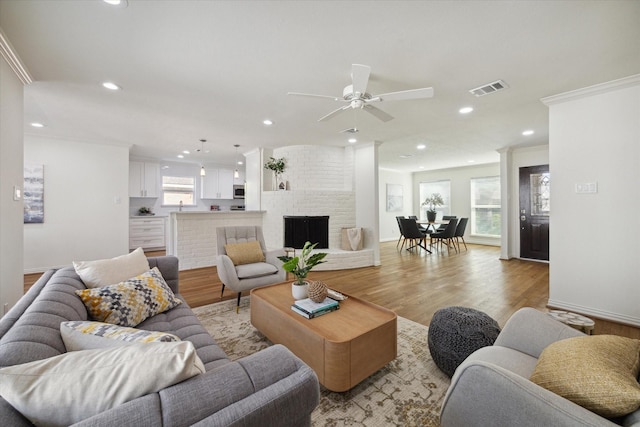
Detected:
left=75, top=267, right=182, bottom=327
left=61, top=321, right=180, bottom=351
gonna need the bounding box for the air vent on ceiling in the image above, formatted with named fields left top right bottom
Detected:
left=469, top=80, right=509, bottom=97
left=340, top=127, right=359, bottom=134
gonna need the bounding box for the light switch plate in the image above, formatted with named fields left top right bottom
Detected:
left=575, top=182, right=598, bottom=194
left=13, top=185, right=22, bottom=201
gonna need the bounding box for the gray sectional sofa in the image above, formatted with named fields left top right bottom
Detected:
left=0, top=256, right=320, bottom=426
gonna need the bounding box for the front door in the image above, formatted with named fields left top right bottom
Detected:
left=519, top=165, right=550, bottom=261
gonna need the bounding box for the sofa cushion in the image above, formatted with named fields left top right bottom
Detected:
left=224, top=241, right=265, bottom=266
left=73, top=247, right=150, bottom=289
left=236, top=262, right=279, bottom=279
left=0, top=341, right=205, bottom=427
left=61, top=321, right=180, bottom=351
left=530, top=335, right=640, bottom=417
left=76, top=267, right=182, bottom=327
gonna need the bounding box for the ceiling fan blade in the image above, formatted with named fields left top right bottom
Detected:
left=318, top=105, right=350, bottom=122
left=371, top=87, right=434, bottom=102
left=363, top=104, right=394, bottom=122
left=351, top=64, right=371, bottom=95
left=287, top=92, right=340, bottom=101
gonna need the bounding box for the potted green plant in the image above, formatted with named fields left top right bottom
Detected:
left=137, top=206, right=153, bottom=216
left=421, top=193, right=444, bottom=222
left=278, top=241, right=328, bottom=299
left=264, top=156, right=286, bottom=190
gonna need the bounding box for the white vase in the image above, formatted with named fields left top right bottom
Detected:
left=292, top=282, right=309, bottom=300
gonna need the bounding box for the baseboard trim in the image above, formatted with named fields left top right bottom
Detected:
left=547, top=299, right=640, bottom=328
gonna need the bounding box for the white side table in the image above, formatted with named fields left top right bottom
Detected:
left=547, top=310, right=595, bottom=335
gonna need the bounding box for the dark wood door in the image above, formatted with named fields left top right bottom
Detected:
left=519, top=165, right=550, bottom=261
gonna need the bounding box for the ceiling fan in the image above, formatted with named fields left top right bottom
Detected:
left=288, top=64, right=434, bottom=123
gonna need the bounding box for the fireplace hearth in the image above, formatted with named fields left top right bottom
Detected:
left=283, top=216, right=329, bottom=249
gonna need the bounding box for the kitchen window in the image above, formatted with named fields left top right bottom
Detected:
left=470, top=176, right=501, bottom=237
left=162, top=176, right=196, bottom=206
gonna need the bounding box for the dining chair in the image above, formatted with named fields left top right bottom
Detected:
left=430, top=218, right=459, bottom=254
left=408, top=215, right=429, bottom=234
left=396, top=216, right=407, bottom=250
left=436, top=215, right=457, bottom=232
left=399, top=218, right=431, bottom=253
left=454, top=218, right=469, bottom=251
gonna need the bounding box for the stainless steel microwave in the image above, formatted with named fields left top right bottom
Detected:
left=233, top=185, right=245, bottom=199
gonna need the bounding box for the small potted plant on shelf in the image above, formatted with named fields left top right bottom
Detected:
left=278, top=241, right=328, bottom=299
left=138, top=206, right=154, bottom=216
left=264, top=156, right=286, bottom=190
left=421, top=193, right=444, bottom=222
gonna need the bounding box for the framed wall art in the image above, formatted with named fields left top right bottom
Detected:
left=24, top=164, right=44, bottom=223
left=386, top=183, right=403, bottom=212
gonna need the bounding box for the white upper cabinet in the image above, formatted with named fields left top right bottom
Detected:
left=129, top=161, right=160, bottom=198
left=201, top=168, right=234, bottom=199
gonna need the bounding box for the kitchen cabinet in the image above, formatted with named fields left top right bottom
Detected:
left=201, top=168, right=234, bottom=199
left=129, top=161, right=160, bottom=198
left=129, top=216, right=166, bottom=250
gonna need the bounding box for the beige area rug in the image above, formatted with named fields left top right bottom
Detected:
left=192, top=297, right=450, bottom=426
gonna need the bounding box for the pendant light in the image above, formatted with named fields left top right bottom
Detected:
left=199, top=139, right=206, bottom=176
left=233, top=144, right=240, bottom=179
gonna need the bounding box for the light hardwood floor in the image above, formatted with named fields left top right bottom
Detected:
left=24, top=241, right=640, bottom=338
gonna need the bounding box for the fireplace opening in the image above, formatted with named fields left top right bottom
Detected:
left=284, top=216, right=329, bottom=249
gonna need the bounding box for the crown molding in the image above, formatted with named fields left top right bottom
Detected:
left=0, top=27, right=33, bottom=85
left=541, top=74, right=640, bottom=106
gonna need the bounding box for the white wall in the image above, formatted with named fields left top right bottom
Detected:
left=23, top=135, right=130, bottom=273
left=378, top=168, right=413, bottom=242
left=544, top=75, right=640, bottom=326
left=413, top=162, right=501, bottom=246
left=0, top=57, right=25, bottom=314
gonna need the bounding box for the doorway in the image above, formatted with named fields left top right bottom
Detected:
left=519, top=165, right=549, bottom=261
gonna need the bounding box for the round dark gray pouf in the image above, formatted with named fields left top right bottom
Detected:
left=428, top=306, right=501, bottom=377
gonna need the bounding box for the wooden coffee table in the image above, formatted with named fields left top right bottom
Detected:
left=250, top=282, right=397, bottom=392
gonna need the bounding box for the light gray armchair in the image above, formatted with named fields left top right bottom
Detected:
left=216, top=226, right=286, bottom=311
left=440, top=307, right=640, bottom=426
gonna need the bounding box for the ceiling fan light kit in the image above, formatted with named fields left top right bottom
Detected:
left=288, top=64, right=434, bottom=124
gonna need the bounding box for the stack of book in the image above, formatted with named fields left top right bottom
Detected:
left=291, top=297, right=339, bottom=319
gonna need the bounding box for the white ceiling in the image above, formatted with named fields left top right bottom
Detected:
left=1, top=0, right=639, bottom=172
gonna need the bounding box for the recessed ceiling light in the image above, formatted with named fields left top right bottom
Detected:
left=522, top=130, right=535, bottom=136
left=399, top=154, right=413, bottom=159
left=348, top=138, right=357, bottom=143
left=182, top=150, right=190, bottom=154
left=263, top=119, right=273, bottom=126
left=103, top=0, right=128, bottom=7
left=468, top=160, right=476, bottom=163
left=459, top=107, right=474, bottom=114
left=102, top=82, right=120, bottom=91
left=416, top=144, right=426, bottom=150
left=30, top=122, right=44, bottom=128
left=237, top=161, right=244, bottom=165
left=419, top=166, right=425, bottom=169
left=177, top=155, right=184, bottom=159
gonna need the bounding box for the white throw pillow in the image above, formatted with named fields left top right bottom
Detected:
left=73, top=247, right=150, bottom=288
left=0, top=341, right=205, bottom=427
left=61, top=321, right=180, bottom=351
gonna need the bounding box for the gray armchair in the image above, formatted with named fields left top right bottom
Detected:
left=440, top=307, right=638, bottom=426
left=216, top=226, right=286, bottom=311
